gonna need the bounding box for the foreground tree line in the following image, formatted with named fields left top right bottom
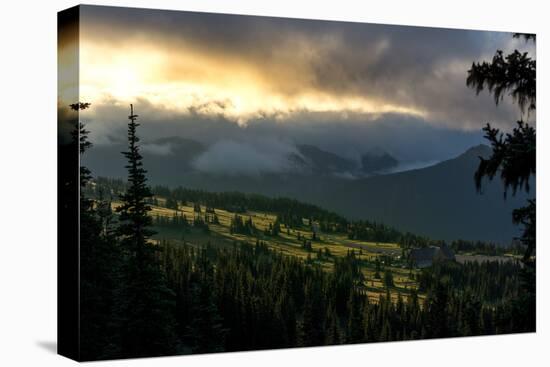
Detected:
left=75, top=103, right=533, bottom=361
left=160, top=240, right=526, bottom=354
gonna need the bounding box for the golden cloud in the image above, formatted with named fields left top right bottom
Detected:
left=77, top=31, right=427, bottom=125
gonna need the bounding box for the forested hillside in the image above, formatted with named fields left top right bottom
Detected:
left=84, top=143, right=530, bottom=243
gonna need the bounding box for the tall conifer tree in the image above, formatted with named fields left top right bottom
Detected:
left=114, top=105, right=177, bottom=358
left=467, top=34, right=536, bottom=331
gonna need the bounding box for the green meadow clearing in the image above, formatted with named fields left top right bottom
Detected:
left=112, top=199, right=423, bottom=303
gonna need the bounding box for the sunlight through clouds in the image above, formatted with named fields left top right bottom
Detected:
left=79, top=39, right=427, bottom=126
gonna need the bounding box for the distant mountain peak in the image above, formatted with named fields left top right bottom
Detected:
left=460, top=144, right=492, bottom=158
left=366, top=146, right=391, bottom=158
left=296, top=144, right=356, bottom=174
left=361, top=149, right=399, bottom=174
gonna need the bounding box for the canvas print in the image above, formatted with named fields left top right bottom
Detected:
left=58, top=5, right=536, bottom=361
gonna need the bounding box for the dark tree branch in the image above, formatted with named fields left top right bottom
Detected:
left=467, top=50, right=536, bottom=112
left=474, top=121, right=535, bottom=197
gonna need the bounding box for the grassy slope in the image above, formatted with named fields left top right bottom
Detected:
left=112, top=199, right=421, bottom=303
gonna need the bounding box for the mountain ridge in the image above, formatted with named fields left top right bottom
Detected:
left=84, top=141, right=529, bottom=243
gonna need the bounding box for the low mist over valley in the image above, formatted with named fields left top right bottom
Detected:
left=84, top=139, right=530, bottom=243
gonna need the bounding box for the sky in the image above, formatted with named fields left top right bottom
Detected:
left=59, top=5, right=535, bottom=166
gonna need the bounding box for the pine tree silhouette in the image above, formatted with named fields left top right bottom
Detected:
left=114, top=105, right=177, bottom=358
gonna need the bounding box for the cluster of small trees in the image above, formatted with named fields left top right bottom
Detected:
left=261, top=218, right=281, bottom=237
left=229, top=214, right=256, bottom=235
left=165, top=196, right=179, bottom=210
left=278, top=212, right=305, bottom=229
left=191, top=216, right=210, bottom=233
left=450, top=240, right=512, bottom=256
left=153, top=212, right=190, bottom=229
left=347, top=220, right=403, bottom=243
left=301, top=239, right=313, bottom=252
left=418, top=260, right=522, bottom=304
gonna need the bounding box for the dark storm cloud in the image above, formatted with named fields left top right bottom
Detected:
left=79, top=5, right=532, bottom=129
left=76, top=5, right=535, bottom=165
left=82, top=101, right=484, bottom=165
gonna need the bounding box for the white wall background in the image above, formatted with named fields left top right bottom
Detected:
left=0, top=0, right=547, bottom=366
